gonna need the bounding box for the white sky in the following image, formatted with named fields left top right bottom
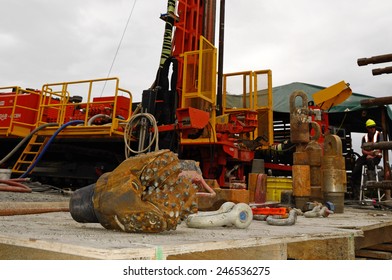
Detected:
left=1, top=0, right=391, bottom=103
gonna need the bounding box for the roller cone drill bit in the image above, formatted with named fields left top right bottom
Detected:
left=70, top=150, right=198, bottom=233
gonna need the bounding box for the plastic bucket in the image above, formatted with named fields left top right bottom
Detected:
left=0, top=169, right=12, bottom=180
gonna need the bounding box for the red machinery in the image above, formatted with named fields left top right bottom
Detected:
left=0, top=1, right=273, bottom=193
left=0, top=87, right=41, bottom=137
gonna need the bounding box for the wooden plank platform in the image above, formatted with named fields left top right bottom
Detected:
left=355, top=242, right=392, bottom=259
left=355, top=249, right=392, bottom=259
left=0, top=194, right=392, bottom=260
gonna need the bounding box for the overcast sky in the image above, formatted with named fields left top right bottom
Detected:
left=1, top=0, right=391, bottom=102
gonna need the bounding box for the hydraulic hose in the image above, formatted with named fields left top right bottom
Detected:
left=0, top=178, right=32, bottom=193
left=0, top=122, right=58, bottom=166
left=19, top=120, right=84, bottom=178
left=87, top=114, right=111, bottom=126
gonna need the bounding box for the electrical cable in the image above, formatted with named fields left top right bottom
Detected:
left=101, top=0, right=138, bottom=96
left=336, top=112, right=348, bottom=132
left=123, top=112, right=159, bottom=157
left=19, top=120, right=84, bottom=178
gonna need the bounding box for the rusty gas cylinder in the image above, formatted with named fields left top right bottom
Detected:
left=290, top=91, right=309, bottom=144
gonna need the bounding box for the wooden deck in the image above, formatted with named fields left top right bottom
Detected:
left=0, top=195, right=391, bottom=260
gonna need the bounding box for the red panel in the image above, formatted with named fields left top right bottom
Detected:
left=91, top=96, right=131, bottom=120
left=173, top=0, right=204, bottom=96
left=176, top=107, right=210, bottom=130
left=0, top=92, right=40, bottom=129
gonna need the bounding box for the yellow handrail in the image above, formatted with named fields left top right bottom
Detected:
left=222, top=69, right=273, bottom=148
left=37, top=77, right=132, bottom=135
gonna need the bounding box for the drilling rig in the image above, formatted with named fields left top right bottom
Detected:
left=0, top=0, right=273, bottom=205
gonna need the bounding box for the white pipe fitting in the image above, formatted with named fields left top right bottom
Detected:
left=186, top=202, right=253, bottom=229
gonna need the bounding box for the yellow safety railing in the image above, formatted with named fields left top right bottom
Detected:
left=181, top=36, right=217, bottom=144
left=37, top=77, right=132, bottom=136
left=182, top=36, right=217, bottom=108
left=222, top=70, right=273, bottom=148
left=0, top=86, right=42, bottom=137
left=223, top=71, right=255, bottom=111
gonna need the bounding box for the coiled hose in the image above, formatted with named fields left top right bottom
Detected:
left=123, top=112, right=159, bottom=157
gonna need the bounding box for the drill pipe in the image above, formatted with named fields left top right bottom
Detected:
left=362, top=141, right=392, bottom=151
left=357, top=53, right=392, bottom=66
left=360, top=96, right=392, bottom=107
left=372, top=66, right=392, bottom=76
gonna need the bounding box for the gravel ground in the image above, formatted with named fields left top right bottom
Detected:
left=0, top=180, right=72, bottom=203
left=0, top=191, right=71, bottom=203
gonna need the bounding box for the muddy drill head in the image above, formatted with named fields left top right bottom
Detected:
left=70, top=150, right=198, bottom=233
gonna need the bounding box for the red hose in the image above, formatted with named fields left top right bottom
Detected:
left=0, top=178, right=32, bottom=193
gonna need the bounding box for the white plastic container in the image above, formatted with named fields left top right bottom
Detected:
left=0, top=169, right=12, bottom=180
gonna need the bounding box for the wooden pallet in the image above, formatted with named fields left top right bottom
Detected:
left=355, top=242, right=392, bottom=259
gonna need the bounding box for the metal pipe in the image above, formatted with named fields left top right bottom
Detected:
left=365, top=181, right=392, bottom=190
left=372, top=66, right=392, bottom=76
left=203, top=0, right=216, bottom=44
left=0, top=201, right=69, bottom=216
left=357, top=53, right=392, bottom=66
left=362, top=141, right=392, bottom=150
left=216, top=0, right=225, bottom=116
left=381, top=107, right=392, bottom=199
left=360, top=96, right=392, bottom=107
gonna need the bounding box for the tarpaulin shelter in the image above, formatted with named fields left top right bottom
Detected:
left=270, top=82, right=392, bottom=139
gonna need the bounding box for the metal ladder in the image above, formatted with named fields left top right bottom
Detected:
left=12, top=134, right=49, bottom=176
left=360, top=165, right=383, bottom=202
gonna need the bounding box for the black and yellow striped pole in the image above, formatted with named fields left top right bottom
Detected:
left=159, top=0, right=177, bottom=70
left=150, top=0, right=178, bottom=90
